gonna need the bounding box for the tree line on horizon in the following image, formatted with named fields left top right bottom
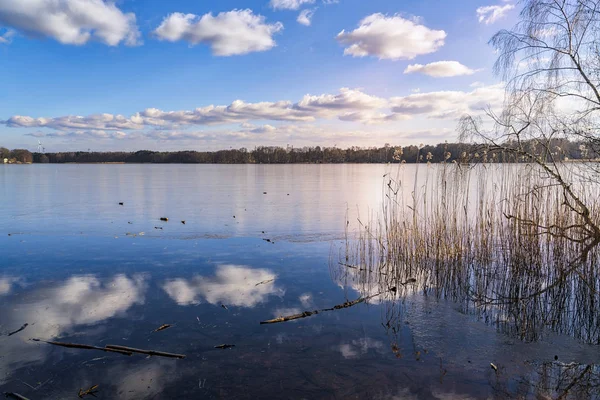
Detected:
left=1, top=140, right=598, bottom=164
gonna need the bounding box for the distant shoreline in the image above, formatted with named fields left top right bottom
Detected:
left=3, top=140, right=598, bottom=165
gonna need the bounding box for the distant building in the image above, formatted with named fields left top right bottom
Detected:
left=3, top=158, right=7, bottom=164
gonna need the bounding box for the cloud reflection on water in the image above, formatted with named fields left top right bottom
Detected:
left=0, top=277, right=19, bottom=296
left=0, top=274, right=147, bottom=385
left=338, top=337, right=385, bottom=359
left=162, top=264, right=283, bottom=307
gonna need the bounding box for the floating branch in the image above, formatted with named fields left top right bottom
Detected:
left=78, top=385, right=99, bottom=398
left=260, top=311, right=318, bottom=324
left=105, top=345, right=185, bottom=359
left=4, top=393, right=31, bottom=400
left=214, top=344, right=235, bottom=349
left=8, top=324, right=28, bottom=337
left=255, top=279, right=274, bottom=286
left=260, top=283, right=413, bottom=325
left=152, top=324, right=172, bottom=333
left=30, top=339, right=132, bottom=356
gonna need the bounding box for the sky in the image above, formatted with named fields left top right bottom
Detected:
left=0, top=0, right=519, bottom=152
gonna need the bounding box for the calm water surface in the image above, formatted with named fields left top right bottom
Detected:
left=0, top=164, right=597, bottom=399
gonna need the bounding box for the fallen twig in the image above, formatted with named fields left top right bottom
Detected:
left=105, top=345, right=185, bottom=359
left=260, top=311, right=318, bottom=324
left=214, top=344, right=235, bottom=349
left=255, top=279, right=274, bottom=286
left=4, top=393, right=31, bottom=400
left=8, top=324, right=28, bottom=337
left=152, top=324, right=172, bottom=333
left=30, top=339, right=132, bottom=356
left=78, top=385, right=99, bottom=398
left=260, top=283, right=411, bottom=325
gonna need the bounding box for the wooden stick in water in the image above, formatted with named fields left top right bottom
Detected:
left=8, top=323, right=28, bottom=337
left=260, top=310, right=318, bottom=324
left=4, top=393, right=31, bottom=400
left=30, top=339, right=132, bottom=356
left=259, top=284, right=406, bottom=325
left=105, top=344, right=186, bottom=359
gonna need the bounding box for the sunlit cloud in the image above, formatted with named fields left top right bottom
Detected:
left=476, top=3, right=515, bottom=25
left=153, top=10, right=283, bottom=56
left=336, top=14, right=446, bottom=60
left=389, top=84, right=505, bottom=119
left=4, top=84, right=507, bottom=150
left=0, top=0, right=141, bottom=46
left=297, top=9, right=316, bottom=26
left=0, top=29, right=15, bottom=45
left=4, top=88, right=390, bottom=131
left=270, top=0, right=316, bottom=10
left=162, top=264, right=284, bottom=307
left=404, top=61, right=479, bottom=78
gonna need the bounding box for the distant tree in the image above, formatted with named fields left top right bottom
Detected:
left=11, top=149, right=33, bottom=163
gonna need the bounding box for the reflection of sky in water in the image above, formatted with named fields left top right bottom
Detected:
left=0, top=164, right=395, bottom=239
left=0, top=235, right=598, bottom=398
left=1, top=165, right=599, bottom=399
left=0, top=274, right=147, bottom=385
left=0, top=277, right=19, bottom=295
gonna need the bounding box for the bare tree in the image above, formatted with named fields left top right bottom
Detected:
left=460, top=0, right=600, bottom=298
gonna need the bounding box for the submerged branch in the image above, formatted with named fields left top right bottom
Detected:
left=104, top=345, right=186, bottom=359
left=261, top=280, right=415, bottom=325
left=30, top=339, right=132, bottom=356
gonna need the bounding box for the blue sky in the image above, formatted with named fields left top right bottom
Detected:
left=0, top=0, right=518, bottom=151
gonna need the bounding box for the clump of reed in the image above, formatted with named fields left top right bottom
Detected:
left=337, top=157, right=600, bottom=344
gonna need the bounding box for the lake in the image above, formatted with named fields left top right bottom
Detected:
left=1, top=164, right=598, bottom=399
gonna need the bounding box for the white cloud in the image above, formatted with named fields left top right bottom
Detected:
left=5, top=88, right=388, bottom=131
left=476, top=4, right=515, bottom=24
left=6, top=114, right=143, bottom=131
left=336, top=14, right=446, bottom=60
left=270, top=0, right=316, bottom=10
left=404, top=61, right=479, bottom=78
left=0, top=0, right=140, bottom=46
left=4, top=85, right=509, bottom=148
left=136, top=101, right=312, bottom=126
left=154, top=10, right=283, bottom=56
left=0, top=29, right=14, bottom=44
left=162, top=264, right=284, bottom=307
left=25, top=129, right=128, bottom=140
left=339, top=111, right=409, bottom=124
left=389, top=84, right=505, bottom=119
left=295, top=87, right=387, bottom=112
left=297, top=9, right=316, bottom=26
